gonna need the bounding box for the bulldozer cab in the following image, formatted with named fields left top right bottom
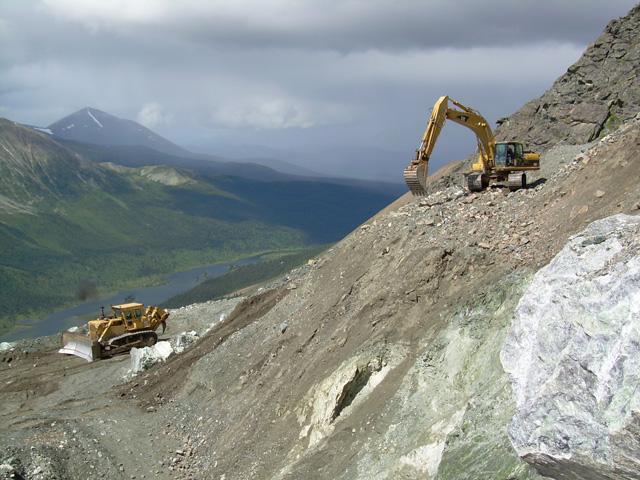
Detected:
left=112, top=303, right=144, bottom=330
left=495, top=142, right=524, bottom=168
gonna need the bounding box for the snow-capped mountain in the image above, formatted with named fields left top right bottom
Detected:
left=48, top=107, right=188, bottom=156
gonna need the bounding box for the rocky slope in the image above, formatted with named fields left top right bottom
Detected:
left=131, top=115, right=639, bottom=480
left=496, top=4, right=640, bottom=149
left=1, top=111, right=638, bottom=479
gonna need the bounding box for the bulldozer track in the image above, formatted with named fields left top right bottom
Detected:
left=102, top=330, right=158, bottom=357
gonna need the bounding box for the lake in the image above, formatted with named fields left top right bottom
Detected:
left=0, top=256, right=260, bottom=342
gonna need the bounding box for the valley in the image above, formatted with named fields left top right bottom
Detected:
left=0, top=116, right=397, bottom=337
left=1, top=2, right=640, bottom=480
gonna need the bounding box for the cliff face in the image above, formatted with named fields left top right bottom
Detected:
left=503, top=213, right=640, bottom=480
left=496, top=4, right=640, bottom=149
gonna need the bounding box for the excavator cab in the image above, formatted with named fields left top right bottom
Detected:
left=495, top=142, right=524, bottom=168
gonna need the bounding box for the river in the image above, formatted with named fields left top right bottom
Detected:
left=0, top=256, right=260, bottom=342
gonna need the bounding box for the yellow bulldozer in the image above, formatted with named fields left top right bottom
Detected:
left=404, top=96, right=540, bottom=195
left=59, top=303, right=169, bottom=362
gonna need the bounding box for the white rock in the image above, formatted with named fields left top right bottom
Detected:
left=0, top=341, right=13, bottom=352
left=129, top=341, right=173, bottom=374
left=173, top=331, right=199, bottom=353
left=501, top=213, right=640, bottom=479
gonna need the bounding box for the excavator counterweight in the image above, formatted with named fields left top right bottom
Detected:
left=404, top=96, right=540, bottom=195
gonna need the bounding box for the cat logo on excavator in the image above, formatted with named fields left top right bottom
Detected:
left=59, top=303, right=169, bottom=362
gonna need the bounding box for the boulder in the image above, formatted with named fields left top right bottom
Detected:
left=129, top=341, right=173, bottom=374
left=173, top=331, right=199, bottom=354
left=501, top=214, right=640, bottom=479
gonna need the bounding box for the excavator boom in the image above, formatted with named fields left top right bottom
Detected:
left=404, top=95, right=539, bottom=194
left=404, top=96, right=495, bottom=195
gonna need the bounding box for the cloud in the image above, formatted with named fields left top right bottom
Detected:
left=209, top=96, right=351, bottom=129
left=137, top=102, right=171, bottom=128
left=0, top=0, right=637, bottom=180
left=39, top=0, right=169, bottom=28
left=210, top=99, right=313, bottom=129
left=38, top=0, right=638, bottom=51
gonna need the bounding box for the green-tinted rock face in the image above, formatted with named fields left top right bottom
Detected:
left=339, top=272, right=543, bottom=480
left=435, top=275, right=542, bottom=480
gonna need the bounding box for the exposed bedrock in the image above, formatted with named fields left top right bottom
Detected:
left=502, top=214, right=640, bottom=480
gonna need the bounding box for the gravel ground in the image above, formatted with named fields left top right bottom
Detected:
left=1, top=116, right=639, bottom=480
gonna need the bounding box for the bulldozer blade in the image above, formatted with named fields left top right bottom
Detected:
left=59, top=332, right=100, bottom=362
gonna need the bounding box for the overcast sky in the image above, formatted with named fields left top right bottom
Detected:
left=0, top=0, right=637, bottom=178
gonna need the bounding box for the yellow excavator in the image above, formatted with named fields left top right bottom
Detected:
left=59, top=303, right=169, bottom=362
left=404, top=96, right=540, bottom=195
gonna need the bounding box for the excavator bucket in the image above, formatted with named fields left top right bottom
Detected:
left=404, top=162, right=429, bottom=196
left=59, top=331, right=101, bottom=362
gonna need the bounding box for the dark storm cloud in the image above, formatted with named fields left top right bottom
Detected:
left=34, top=0, right=637, bottom=52
left=0, top=0, right=637, bottom=179
left=169, top=1, right=632, bottom=52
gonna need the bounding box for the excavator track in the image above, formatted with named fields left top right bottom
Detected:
left=467, top=173, right=488, bottom=192
left=404, top=162, right=428, bottom=196
left=101, top=330, right=158, bottom=357
left=508, top=172, right=527, bottom=191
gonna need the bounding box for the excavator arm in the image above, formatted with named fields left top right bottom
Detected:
left=403, top=96, right=496, bottom=195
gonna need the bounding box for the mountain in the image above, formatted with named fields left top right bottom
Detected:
left=46, top=108, right=406, bottom=187
left=496, top=4, right=640, bottom=149
left=290, top=145, right=409, bottom=182
left=55, top=140, right=405, bottom=198
left=219, top=156, right=323, bottom=178
left=48, top=107, right=190, bottom=157
left=0, top=119, right=102, bottom=207
left=46, top=107, right=291, bottom=181
left=0, top=119, right=397, bottom=335
left=45, top=111, right=404, bottom=197
left=206, top=143, right=409, bottom=182
left=2, top=4, right=640, bottom=480
left=188, top=145, right=325, bottom=177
